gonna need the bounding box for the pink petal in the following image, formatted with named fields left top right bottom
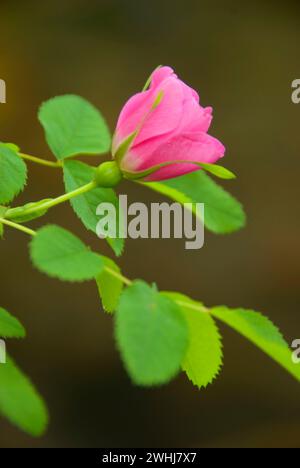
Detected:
left=123, top=132, right=225, bottom=181
left=133, top=76, right=184, bottom=145
left=180, top=79, right=200, bottom=103
left=113, top=89, right=154, bottom=150
left=150, top=66, right=176, bottom=87
left=178, top=100, right=213, bottom=134
left=124, top=96, right=213, bottom=165
left=113, top=68, right=183, bottom=151
left=126, top=102, right=214, bottom=170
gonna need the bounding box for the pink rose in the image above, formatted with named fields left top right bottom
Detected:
left=112, top=66, right=225, bottom=182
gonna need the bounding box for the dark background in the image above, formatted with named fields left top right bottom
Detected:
left=1, top=0, right=300, bottom=448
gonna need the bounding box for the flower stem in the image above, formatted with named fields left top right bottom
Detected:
left=0, top=218, right=36, bottom=236
left=6, top=181, right=97, bottom=220
left=19, top=153, right=62, bottom=168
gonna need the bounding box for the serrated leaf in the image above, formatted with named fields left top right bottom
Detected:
left=96, top=256, right=123, bottom=313
left=63, top=160, right=124, bottom=256
left=163, top=292, right=223, bottom=389
left=143, top=170, right=246, bottom=234
left=0, top=355, right=48, bottom=436
left=115, top=281, right=188, bottom=386
left=0, top=308, right=25, bottom=338
left=0, top=144, right=27, bottom=204
left=211, top=306, right=300, bottom=381
left=30, top=225, right=104, bottom=282
left=38, top=94, right=111, bottom=160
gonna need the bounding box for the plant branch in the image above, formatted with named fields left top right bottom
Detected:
left=0, top=219, right=132, bottom=286
left=0, top=218, right=36, bottom=236
left=175, top=299, right=208, bottom=313
left=104, top=266, right=132, bottom=286
left=19, top=153, right=62, bottom=168
left=0, top=219, right=207, bottom=313
left=6, top=181, right=97, bottom=220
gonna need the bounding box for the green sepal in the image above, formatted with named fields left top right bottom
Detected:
left=123, top=160, right=236, bottom=181
left=113, top=131, right=138, bottom=164
left=142, top=65, right=162, bottom=91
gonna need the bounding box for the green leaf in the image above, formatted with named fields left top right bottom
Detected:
left=163, top=292, right=223, bottom=389
left=143, top=170, right=246, bottom=234
left=211, top=306, right=300, bottom=381
left=0, top=144, right=27, bottom=204
left=1, top=142, right=21, bottom=153
left=30, top=225, right=104, bottom=282
left=0, top=308, right=25, bottom=338
left=115, top=281, right=188, bottom=386
left=96, top=256, right=123, bottom=313
left=38, top=94, right=111, bottom=160
left=63, top=160, right=124, bottom=256
left=0, top=355, right=48, bottom=436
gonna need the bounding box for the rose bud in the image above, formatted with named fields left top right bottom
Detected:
left=112, top=66, right=231, bottom=182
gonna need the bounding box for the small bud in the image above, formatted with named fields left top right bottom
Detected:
left=94, top=161, right=123, bottom=188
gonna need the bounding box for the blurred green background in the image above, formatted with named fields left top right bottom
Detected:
left=1, top=0, right=300, bottom=448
